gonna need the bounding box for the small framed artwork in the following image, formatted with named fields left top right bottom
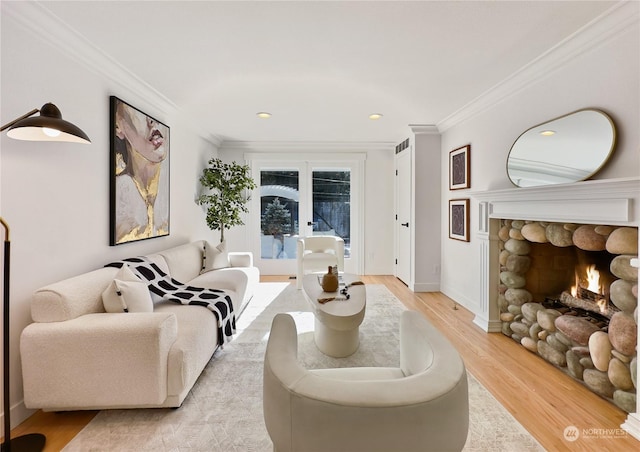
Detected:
left=110, top=96, right=170, bottom=245
left=449, top=198, right=470, bottom=242
left=449, top=144, right=470, bottom=190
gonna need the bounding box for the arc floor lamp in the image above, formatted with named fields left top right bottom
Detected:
left=1, top=103, right=90, bottom=452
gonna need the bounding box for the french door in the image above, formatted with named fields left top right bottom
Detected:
left=247, top=154, right=363, bottom=276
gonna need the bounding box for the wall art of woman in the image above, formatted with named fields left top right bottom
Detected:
left=110, top=97, right=169, bottom=245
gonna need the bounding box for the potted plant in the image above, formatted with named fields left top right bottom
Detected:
left=196, top=158, right=256, bottom=243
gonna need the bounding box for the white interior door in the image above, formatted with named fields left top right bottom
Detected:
left=396, top=149, right=412, bottom=285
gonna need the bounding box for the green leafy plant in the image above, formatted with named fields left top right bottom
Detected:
left=196, top=158, right=257, bottom=243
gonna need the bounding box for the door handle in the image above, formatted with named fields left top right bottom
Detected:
left=401, top=222, right=409, bottom=227
left=307, top=221, right=314, bottom=226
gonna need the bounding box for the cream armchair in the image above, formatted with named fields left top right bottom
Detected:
left=296, top=236, right=344, bottom=289
left=263, top=310, right=469, bottom=452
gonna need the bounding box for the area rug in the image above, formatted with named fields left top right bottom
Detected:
left=64, top=283, right=543, bottom=451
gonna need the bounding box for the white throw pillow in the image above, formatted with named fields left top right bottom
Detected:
left=102, top=264, right=154, bottom=313
left=201, top=240, right=230, bottom=273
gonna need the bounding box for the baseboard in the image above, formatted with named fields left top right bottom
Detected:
left=412, top=282, right=440, bottom=292
left=473, top=316, right=503, bottom=333
left=441, top=285, right=502, bottom=333
left=440, top=283, right=478, bottom=313
left=1, top=399, right=36, bottom=430
left=622, top=413, right=640, bottom=441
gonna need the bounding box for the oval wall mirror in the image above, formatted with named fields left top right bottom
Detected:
left=507, top=109, right=616, bottom=187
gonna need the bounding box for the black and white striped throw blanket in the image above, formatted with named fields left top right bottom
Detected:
left=106, top=257, right=236, bottom=346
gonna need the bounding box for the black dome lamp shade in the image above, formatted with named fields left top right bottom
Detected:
left=1, top=103, right=91, bottom=144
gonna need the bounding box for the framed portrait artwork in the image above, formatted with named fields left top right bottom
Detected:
left=109, top=96, right=170, bottom=245
left=449, top=198, right=470, bottom=242
left=449, top=144, right=470, bottom=190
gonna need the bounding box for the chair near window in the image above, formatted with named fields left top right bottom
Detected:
left=296, top=236, right=344, bottom=289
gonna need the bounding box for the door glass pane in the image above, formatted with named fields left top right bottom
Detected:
left=312, top=170, right=351, bottom=257
left=260, top=170, right=299, bottom=260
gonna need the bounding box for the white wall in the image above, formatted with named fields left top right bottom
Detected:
left=1, top=17, right=217, bottom=427
left=363, top=149, right=395, bottom=275
left=413, top=131, right=441, bottom=291
left=439, top=16, right=640, bottom=314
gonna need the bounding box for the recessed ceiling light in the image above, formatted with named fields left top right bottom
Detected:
left=540, top=130, right=556, bottom=136
left=256, top=112, right=272, bottom=119
left=368, top=113, right=383, bottom=120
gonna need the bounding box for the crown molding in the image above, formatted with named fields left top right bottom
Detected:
left=437, top=1, right=639, bottom=132
left=220, top=141, right=395, bottom=153
left=6, top=1, right=636, bottom=142
left=3, top=1, right=178, bottom=116
left=3, top=1, right=228, bottom=146
left=409, top=124, right=439, bottom=134
left=203, top=134, right=224, bottom=148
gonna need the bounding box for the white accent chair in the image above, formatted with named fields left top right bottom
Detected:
left=296, top=236, right=345, bottom=289
left=263, top=310, right=470, bottom=452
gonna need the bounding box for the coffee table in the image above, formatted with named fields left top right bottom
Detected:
left=301, top=273, right=366, bottom=357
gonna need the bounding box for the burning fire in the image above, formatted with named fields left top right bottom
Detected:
left=585, top=265, right=601, bottom=293
left=571, top=264, right=607, bottom=313
left=571, top=264, right=601, bottom=296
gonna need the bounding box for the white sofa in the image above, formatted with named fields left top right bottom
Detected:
left=263, top=310, right=469, bottom=452
left=20, top=240, right=259, bottom=411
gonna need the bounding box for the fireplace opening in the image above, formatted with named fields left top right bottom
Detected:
left=526, top=244, right=618, bottom=320
left=525, top=244, right=615, bottom=301
left=498, top=219, right=638, bottom=413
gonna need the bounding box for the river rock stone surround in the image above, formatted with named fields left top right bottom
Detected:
left=498, top=219, right=638, bottom=412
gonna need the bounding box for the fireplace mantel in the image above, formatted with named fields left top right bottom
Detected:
left=470, top=177, right=639, bottom=333
left=472, top=177, right=640, bottom=226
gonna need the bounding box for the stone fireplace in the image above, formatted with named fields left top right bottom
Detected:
left=473, top=177, right=640, bottom=433
left=497, top=218, right=637, bottom=412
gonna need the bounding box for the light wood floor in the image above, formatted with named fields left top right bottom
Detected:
left=6, top=275, right=638, bottom=451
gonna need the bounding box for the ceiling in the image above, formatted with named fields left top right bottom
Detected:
left=27, top=1, right=619, bottom=144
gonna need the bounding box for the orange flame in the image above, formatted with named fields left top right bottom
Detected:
left=569, top=264, right=608, bottom=314
left=571, top=264, right=602, bottom=297
left=586, top=264, right=601, bottom=293
left=570, top=269, right=579, bottom=297
left=597, top=298, right=607, bottom=314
